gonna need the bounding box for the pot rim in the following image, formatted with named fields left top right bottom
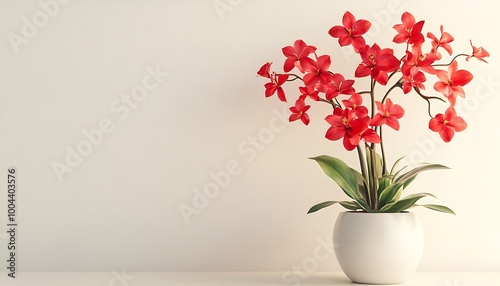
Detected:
left=341, top=210, right=412, bottom=214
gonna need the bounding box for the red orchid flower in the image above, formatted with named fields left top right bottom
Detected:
left=371, top=98, right=405, bottom=130
left=323, top=73, right=355, bottom=100
left=466, top=40, right=490, bottom=63
left=355, top=44, right=400, bottom=85
left=361, top=125, right=381, bottom=141
left=401, top=70, right=426, bottom=94
left=302, top=54, right=333, bottom=88
left=433, top=60, right=473, bottom=106
left=264, top=73, right=289, bottom=102
left=289, top=98, right=311, bottom=125
left=393, top=12, right=425, bottom=45
left=325, top=108, right=354, bottom=141
left=429, top=107, right=467, bottom=142
left=427, top=25, right=454, bottom=57
left=401, top=44, right=438, bottom=76
left=342, top=93, right=368, bottom=117
left=349, top=126, right=380, bottom=151
left=298, top=85, right=320, bottom=101
left=282, top=39, right=317, bottom=73
left=257, top=62, right=272, bottom=78
left=325, top=108, right=380, bottom=151
left=328, top=11, right=371, bottom=52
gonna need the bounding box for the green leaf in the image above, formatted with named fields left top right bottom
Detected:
left=354, top=197, right=372, bottom=212
left=378, top=182, right=404, bottom=207
left=310, top=156, right=361, bottom=201
left=365, top=147, right=384, bottom=196
left=350, top=167, right=368, bottom=202
left=307, top=201, right=337, bottom=213
left=394, top=164, right=450, bottom=185
left=307, top=201, right=362, bottom=214
left=402, top=174, right=417, bottom=190
left=380, top=192, right=436, bottom=213
left=389, top=156, right=406, bottom=175
left=390, top=183, right=405, bottom=203
left=393, top=165, right=409, bottom=179
left=366, top=147, right=384, bottom=179
left=339, top=201, right=363, bottom=211
left=416, top=204, right=456, bottom=215
left=377, top=175, right=393, bottom=193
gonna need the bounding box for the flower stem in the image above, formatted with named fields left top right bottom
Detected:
left=413, top=87, right=446, bottom=117
left=285, top=73, right=302, bottom=81
left=357, top=145, right=370, bottom=205
left=369, top=79, right=377, bottom=209
left=381, top=79, right=402, bottom=103
left=432, top=53, right=469, bottom=67
left=319, top=98, right=337, bottom=108
left=366, top=144, right=378, bottom=210
left=379, top=126, right=387, bottom=175
left=370, top=79, right=376, bottom=119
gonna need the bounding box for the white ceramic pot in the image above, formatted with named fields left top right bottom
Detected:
left=333, top=211, right=423, bottom=284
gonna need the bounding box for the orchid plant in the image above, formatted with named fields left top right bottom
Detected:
left=256, top=11, right=489, bottom=214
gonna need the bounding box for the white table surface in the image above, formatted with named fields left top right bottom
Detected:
left=0, top=271, right=499, bottom=285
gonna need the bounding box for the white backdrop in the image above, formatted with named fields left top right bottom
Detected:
left=0, top=0, right=499, bottom=275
